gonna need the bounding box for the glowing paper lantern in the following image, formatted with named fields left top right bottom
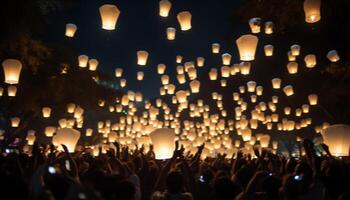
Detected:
left=304, top=54, right=317, bottom=68
left=176, top=55, right=183, bottom=63
left=7, top=85, right=17, bottom=97
left=190, top=80, right=200, bottom=93
left=221, top=53, right=232, bottom=65
left=65, top=23, right=77, bottom=37
left=157, top=64, right=166, bottom=74
left=45, top=126, right=56, bottom=137
left=137, top=71, right=144, bottom=81
left=308, top=94, right=318, bottom=105
left=212, top=43, right=220, bottom=54
left=196, top=57, right=205, bottom=67
left=327, top=50, right=340, bottom=62
left=99, top=4, right=120, bottom=30
left=247, top=81, right=256, bottom=92
left=287, top=62, right=298, bottom=74
left=288, top=51, right=296, bottom=61
left=52, top=128, right=80, bottom=152
left=159, top=0, right=172, bottom=17
left=290, top=45, right=301, bottom=56
left=248, top=17, right=261, bottom=33
left=11, top=117, right=20, bottom=127
left=240, top=62, right=251, bottom=75
left=260, top=134, right=271, bottom=148
left=166, top=27, right=176, bottom=40
left=264, top=45, right=274, bottom=56
left=283, top=85, right=294, bottom=96
left=241, top=128, right=252, bottom=141
left=264, top=21, right=274, bottom=34
left=42, top=107, right=52, bottom=118
left=303, top=0, right=321, bottom=23
left=88, top=59, right=98, bottom=71
left=177, top=11, right=192, bottom=31
left=137, top=50, right=149, bottom=66
left=209, top=68, right=218, bottom=80
left=271, top=78, right=281, bottom=89
left=321, top=124, right=350, bottom=156
left=236, top=34, right=258, bottom=61
left=115, top=68, right=123, bottom=77
left=67, top=103, right=76, bottom=113
left=2, top=59, right=22, bottom=84
left=78, top=55, right=89, bottom=68
left=176, top=90, right=187, bottom=103
left=221, top=66, right=230, bottom=77
left=150, top=128, right=175, bottom=159
left=86, top=128, right=93, bottom=136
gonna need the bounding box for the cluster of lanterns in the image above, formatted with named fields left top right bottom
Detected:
left=1, top=0, right=349, bottom=158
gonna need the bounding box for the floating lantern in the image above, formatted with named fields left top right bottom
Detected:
left=264, top=45, right=274, bottom=56
left=260, top=134, right=271, bottom=148
left=161, top=75, right=169, bottom=85
left=11, top=117, right=20, bottom=127
left=212, top=43, right=220, bottom=54
left=220, top=80, right=227, bottom=87
left=7, top=85, right=17, bottom=97
left=67, top=103, right=76, bottom=113
left=42, top=107, right=52, bottom=118
left=284, top=107, right=291, bottom=115
left=248, top=17, right=261, bottom=33
left=88, top=59, right=98, bottom=71
left=177, top=74, right=186, bottom=84
left=2, top=59, right=22, bottom=84
left=176, top=55, right=183, bottom=63
left=27, top=134, right=36, bottom=145
left=99, top=4, right=120, bottom=30
left=272, top=96, right=279, bottom=103
left=290, top=44, right=301, bottom=56
left=115, top=68, right=123, bottom=77
left=321, top=124, right=350, bottom=156
left=65, top=23, right=77, bottom=37
left=53, top=128, right=81, bottom=152
left=304, top=54, right=317, bottom=68
left=176, top=90, right=187, bottom=103
left=287, top=51, right=296, bottom=61
left=157, top=64, right=166, bottom=74
left=197, top=57, right=205, bottom=67
left=86, top=128, right=93, bottom=136
left=327, top=50, right=340, bottom=62
left=209, top=68, right=218, bottom=80
left=150, top=128, right=175, bottom=159
left=272, top=141, right=278, bottom=150
left=271, top=78, right=281, bottom=89
left=177, top=11, right=192, bottom=31
left=241, top=128, right=252, bottom=141
left=303, top=0, right=321, bottom=23
left=137, top=71, right=144, bottom=81
left=247, top=81, right=256, bottom=92
left=287, top=62, right=298, bottom=74
left=45, top=126, right=56, bottom=137
left=78, top=55, right=88, bottom=68
left=240, top=62, right=251, bottom=75
left=264, top=21, right=274, bottom=34
left=159, top=0, right=172, bottom=17
left=302, top=104, right=310, bottom=113
left=308, top=94, right=318, bottom=105
left=137, top=50, right=149, bottom=66
left=190, top=80, right=200, bottom=93
left=283, top=85, right=294, bottom=96
left=221, top=66, right=230, bottom=77
left=166, top=27, right=176, bottom=40
left=221, top=53, right=232, bottom=65
left=236, top=34, right=258, bottom=61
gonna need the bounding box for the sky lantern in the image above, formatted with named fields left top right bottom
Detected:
left=221, top=66, right=230, bottom=77
left=150, top=128, right=175, bottom=159
left=260, top=134, right=271, bottom=148
left=2, top=59, right=22, bottom=84
left=241, top=128, right=252, bottom=141
left=327, top=50, right=340, bottom=62
left=88, top=59, right=98, bottom=71
left=221, top=53, right=232, bottom=65
left=272, top=95, right=278, bottom=103
left=271, top=78, right=281, bottom=89
left=321, top=124, right=350, bottom=156
left=159, top=0, right=172, bottom=17
left=290, top=44, right=301, bottom=56
left=302, top=104, right=310, bottom=113
left=42, top=107, right=52, bottom=118
left=176, top=90, right=187, bottom=103
left=283, top=85, right=294, bottom=96
left=196, top=57, right=205, bottom=67
left=177, top=11, right=192, bottom=31
left=166, top=27, right=176, bottom=40
left=272, top=140, right=278, bottom=150
left=264, top=44, right=274, bottom=56
left=10, top=117, right=20, bottom=127
left=304, top=54, right=317, bottom=68
left=287, top=51, right=296, bottom=61
left=264, top=21, right=274, bottom=34
left=209, top=68, right=218, bottom=80
left=236, top=34, right=258, bottom=61
left=177, top=74, right=186, bottom=84
left=137, top=71, right=144, bottom=81
left=161, top=75, right=169, bottom=85
left=137, top=50, right=149, bottom=66
left=287, top=62, right=298, bottom=74
left=78, top=55, right=88, bottom=68
left=308, top=94, right=318, bottom=105
left=27, top=133, right=36, bottom=145
left=284, top=107, right=291, bottom=115
left=190, top=80, right=200, bottom=93
left=45, top=126, right=56, bottom=137
left=212, top=43, right=220, bottom=53
left=7, top=85, right=17, bottom=97
left=86, top=128, right=93, bottom=137
left=239, top=62, right=251, bottom=75
left=65, top=23, right=77, bottom=37
left=247, top=81, right=256, bottom=92
left=99, top=4, right=120, bottom=30
left=248, top=17, right=261, bottom=33
left=115, top=68, right=123, bottom=77
left=67, top=103, right=76, bottom=113
left=157, top=64, right=166, bottom=74
left=53, top=128, right=80, bottom=152
left=176, top=55, right=183, bottom=63
left=303, top=0, right=321, bottom=23
left=220, top=80, right=227, bottom=87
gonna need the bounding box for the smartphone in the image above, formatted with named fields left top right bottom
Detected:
left=199, top=175, right=205, bottom=183
left=268, top=172, right=273, bottom=176
left=65, top=160, right=71, bottom=171
left=294, top=175, right=303, bottom=181
left=48, top=166, right=56, bottom=174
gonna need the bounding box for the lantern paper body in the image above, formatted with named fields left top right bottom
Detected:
left=260, top=135, right=271, bottom=148
left=166, top=27, right=176, bottom=40
left=2, top=59, right=22, bottom=84
left=11, top=117, right=20, bottom=127
left=327, top=50, right=340, bottom=62
left=264, top=21, right=274, bottom=34
left=65, top=23, right=77, bottom=37
left=137, top=51, right=149, bottom=66
left=52, top=128, right=80, bottom=153
left=264, top=45, right=274, bottom=56
left=221, top=53, right=232, bottom=65
left=159, top=0, right=172, bottom=17
left=7, top=85, right=17, bottom=96
left=308, top=94, right=318, bottom=105
left=150, top=128, right=175, bottom=159
left=287, top=62, right=298, bottom=74
left=42, top=107, right=52, bottom=118
left=177, top=11, right=192, bottom=31
left=271, top=78, right=281, bottom=89
left=236, top=34, right=259, bottom=61
left=212, top=43, right=220, bottom=54
left=88, top=59, right=98, bottom=71
left=321, top=124, right=350, bottom=156
left=249, top=17, right=261, bottom=33
left=99, top=4, right=120, bottom=30
left=78, top=55, right=89, bottom=68
left=303, top=0, right=321, bottom=23
left=115, top=68, right=123, bottom=77
left=304, top=54, right=317, bottom=68
left=283, top=85, right=294, bottom=96
left=190, top=80, right=200, bottom=93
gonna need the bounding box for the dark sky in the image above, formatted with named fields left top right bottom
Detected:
left=49, top=0, right=244, bottom=99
